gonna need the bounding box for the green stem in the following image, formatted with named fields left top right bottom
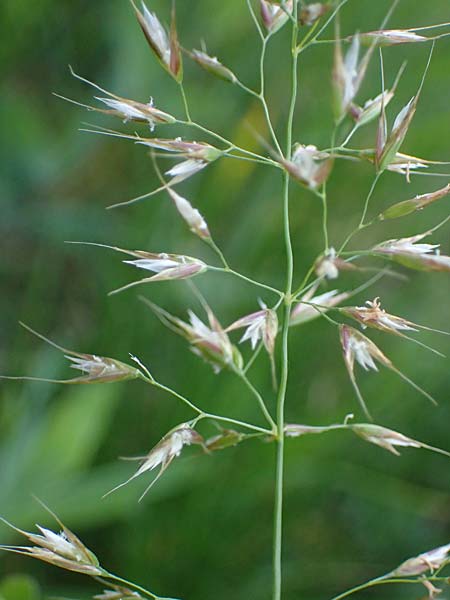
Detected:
left=272, top=7, right=298, bottom=599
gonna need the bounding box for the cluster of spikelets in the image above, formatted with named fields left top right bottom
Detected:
left=2, top=500, right=450, bottom=599
left=2, top=0, right=450, bottom=599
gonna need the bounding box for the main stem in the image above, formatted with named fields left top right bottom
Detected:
left=272, top=14, right=298, bottom=600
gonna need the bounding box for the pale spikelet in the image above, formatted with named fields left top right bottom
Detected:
left=191, top=50, right=237, bottom=83
left=67, top=242, right=207, bottom=294
left=343, top=297, right=420, bottom=335
left=94, top=587, right=143, bottom=600
left=140, top=298, right=243, bottom=373
left=290, top=288, right=350, bottom=326
left=94, top=97, right=174, bottom=129
left=389, top=543, right=450, bottom=576
left=165, top=158, right=209, bottom=183
left=379, top=183, right=450, bottom=220
left=340, top=324, right=392, bottom=419
left=260, top=0, right=294, bottom=34
left=123, top=255, right=205, bottom=278
left=343, top=297, right=449, bottom=358
left=284, top=424, right=335, bottom=437
left=0, top=323, right=142, bottom=385
left=138, top=137, right=221, bottom=161
left=376, top=96, right=418, bottom=172
left=226, top=301, right=278, bottom=356
left=333, top=26, right=375, bottom=122
left=351, top=423, right=450, bottom=460
left=357, top=29, right=432, bottom=46
left=106, top=424, right=204, bottom=500
left=0, top=506, right=102, bottom=576
left=314, top=247, right=359, bottom=280
left=166, top=188, right=211, bottom=240
left=373, top=233, right=450, bottom=272
left=138, top=137, right=222, bottom=185
left=130, top=1, right=182, bottom=80
left=60, top=68, right=175, bottom=131
left=349, top=62, right=405, bottom=128
left=386, top=152, right=450, bottom=181
left=376, top=46, right=434, bottom=172
left=339, top=325, right=437, bottom=419
left=206, top=429, right=247, bottom=451
left=299, top=3, right=330, bottom=27
left=350, top=424, right=422, bottom=456
left=283, top=144, right=333, bottom=189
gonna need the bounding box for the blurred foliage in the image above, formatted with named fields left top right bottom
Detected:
left=0, top=1, right=450, bottom=599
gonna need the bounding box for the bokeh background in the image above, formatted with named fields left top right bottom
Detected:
left=1, top=1, right=449, bottom=599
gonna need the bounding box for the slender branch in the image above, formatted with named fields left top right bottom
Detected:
left=177, top=118, right=279, bottom=166
left=337, top=173, right=381, bottom=254
left=104, top=572, right=159, bottom=600
left=149, top=379, right=270, bottom=434
left=178, top=82, right=192, bottom=121
left=208, top=266, right=284, bottom=297
left=235, top=368, right=277, bottom=432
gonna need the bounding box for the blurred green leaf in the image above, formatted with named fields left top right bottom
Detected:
left=0, top=574, right=41, bottom=600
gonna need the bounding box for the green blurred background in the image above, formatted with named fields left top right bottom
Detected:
left=1, top=1, right=449, bottom=599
